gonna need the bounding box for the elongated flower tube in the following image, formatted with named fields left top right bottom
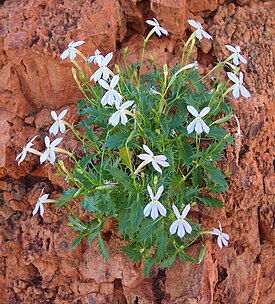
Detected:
left=144, top=185, right=166, bottom=220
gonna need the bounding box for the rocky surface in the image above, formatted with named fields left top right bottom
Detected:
left=0, top=0, right=274, bottom=303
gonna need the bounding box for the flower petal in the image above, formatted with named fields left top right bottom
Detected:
left=182, top=204, right=190, bottom=218
left=187, top=105, right=199, bottom=117
left=152, top=161, right=162, bottom=174
left=120, top=112, right=128, bottom=125
left=201, top=120, right=210, bottom=134
left=225, top=44, right=237, bottom=52
left=232, top=86, right=240, bottom=99
left=109, top=111, right=120, bottom=127
left=39, top=203, right=45, bottom=217
left=49, top=123, right=58, bottom=136
left=59, top=122, right=66, bottom=133
left=199, top=107, right=210, bottom=117
left=172, top=204, right=181, bottom=219
left=240, top=86, right=251, bottom=98
left=146, top=20, right=157, bottom=26
left=40, top=151, right=49, bottom=164
left=144, top=202, right=152, bottom=217
left=188, top=20, right=200, bottom=29
left=177, top=223, right=185, bottom=238
left=49, top=150, right=56, bottom=164
left=159, top=27, right=168, bottom=36
left=157, top=202, right=167, bottom=217
left=187, top=119, right=197, bottom=134
left=195, top=29, right=203, bottom=40
left=58, top=109, right=68, bottom=120
left=51, top=137, right=63, bottom=147
left=227, top=72, right=239, bottom=84
left=51, top=111, right=58, bottom=121
left=183, top=220, right=192, bottom=234
left=155, top=185, right=164, bottom=200
left=143, top=145, right=153, bottom=156
left=98, top=79, right=110, bottom=90
left=217, top=236, right=223, bottom=249
left=102, top=52, right=113, bottom=66
left=44, top=136, right=50, bottom=148
left=32, top=203, right=40, bottom=216
left=239, top=54, right=247, bottom=64
left=60, top=49, right=70, bottom=60
left=147, top=184, right=154, bottom=200
left=120, top=100, right=134, bottom=110
left=138, top=154, right=152, bottom=161
left=151, top=205, right=159, bottom=220
left=222, top=237, right=228, bottom=247
left=202, top=30, right=213, bottom=40
left=195, top=121, right=203, bottom=134
left=169, top=221, right=178, bottom=235
left=110, top=75, right=120, bottom=89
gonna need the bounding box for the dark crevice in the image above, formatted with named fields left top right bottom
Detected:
left=152, top=269, right=166, bottom=304
left=217, top=265, right=228, bottom=283
left=113, top=279, right=127, bottom=304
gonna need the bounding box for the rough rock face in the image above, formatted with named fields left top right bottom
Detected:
left=0, top=0, right=274, bottom=303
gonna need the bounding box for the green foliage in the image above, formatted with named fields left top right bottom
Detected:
left=57, top=29, right=235, bottom=275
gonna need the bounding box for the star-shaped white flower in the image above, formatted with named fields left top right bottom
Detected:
left=137, top=145, right=169, bottom=174
left=90, top=52, right=113, bottom=82
left=32, top=189, right=50, bottom=217
left=49, top=109, right=68, bottom=136
left=99, top=75, right=122, bottom=107
left=88, top=49, right=104, bottom=65
left=40, top=136, right=63, bottom=165
left=187, top=106, right=210, bottom=135
left=144, top=185, right=166, bottom=220
left=169, top=204, right=192, bottom=238
left=60, top=41, right=85, bottom=61
left=146, top=18, right=168, bottom=37
left=225, top=45, right=247, bottom=66
left=213, top=222, right=230, bottom=249
left=16, top=136, right=41, bottom=165
left=188, top=20, right=213, bottom=41
left=109, top=100, right=134, bottom=126
left=227, top=72, right=251, bottom=99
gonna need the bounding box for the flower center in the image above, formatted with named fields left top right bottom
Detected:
left=178, top=219, right=183, bottom=223
left=152, top=201, right=157, bottom=205
left=152, top=156, right=157, bottom=161
left=196, top=117, right=202, bottom=122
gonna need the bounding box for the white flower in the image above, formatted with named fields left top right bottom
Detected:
left=213, top=222, right=230, bottom=249
left=49, top=109, right=68, bottom=136
left=88, top=49, right=104, bottom=65
left=144, top=185, right=166, bottom=220
left=227, top=72, right=251, bottom=99
left=40, top=136, right=63, bottom=165
left=98, top=75, right=122, bottom=107
left=109, top=100, right=134, bottom=126
left=137, top=145, right=169, bottom=174
left=32, top=189, right=50, bottom=217
left=187, top=106, right=210, bottom=135
left=225, top=45, right=247, bottom=66
left=16, top=136, right=40, bottom=165
left=90, top=52, right=113, bottom=82
left=146, top=18, right=168, bottom=37
left=60, top=41, right=85, bottom=60
left=188, top=20, right=213, bottom=41
left=169, top=204, right=192, bottom=238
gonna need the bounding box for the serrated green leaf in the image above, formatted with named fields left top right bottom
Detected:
left=177, top=140, right=194, bottom=168
left=97, top=234, right=109, bottom=260
left=104, top=132, right=131, bottom=149
left=71, top=234, right=85, bottom=249
left=107, top=168, right=135, bottom=192
left=122, top=245, right=143, bottom=262
left=196, top=196, right=224, bottom=207
left=57, top=188, right=78, bottom=206
left=82, top=196, right=99, bottom=212
left=138, top=219, right=160, bottom=241
left=156, top=226, right=168, bottom=258
left=160, top=254, right=177, bottom=269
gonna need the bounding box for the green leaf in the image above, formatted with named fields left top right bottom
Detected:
left=177, top=140, right=194, bottom=168
left=57, top=188, right=78, bottom=206
left=71, top=234, right=85, bottom=249
left=191, top=167, right=204, bottom=187
left=160, top=253, right=177, bottom=269
left=197, top=246, right=206, bottom=263
left=130, top=197, right=144, bottom=231
left=122, top=245, right=143, bottom=262
left=203, top=163, right=228, bottom=192
left=119, top=147, right=133, bottom=171
left=104, top=132, right=131, bottom=149
left=156, top=226, right=168, bottom=258
left=87, top=232, right=98, bottom=245
left=97, top=233, right=109, bottom=260
left=107, top=168, right=135, bottom=192
left=68, top=215, right=87, bottom=232
left=138, top=219, right=160, bottom=241
left=82, top=196, right=99, bottom=212
left=196, top=196, right=224, bottom=207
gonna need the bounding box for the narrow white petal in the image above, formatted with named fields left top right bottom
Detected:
left=213, top=228, right=221, bottom=235
left=49, top=123, right=58, bottom=136
left=202, top=30, right=213, bottom=40
left=49, top=150, right=56, bottom=164
left=120, top=100, right=134, bottom=110
left=143, top=145, right=153, bottom=156
left=51, top=137, right=63, bottom=147
left=157, top=203, right=166, bottom=217
left=151, top=205, right=159, bottom=220
left=233, top=86, right=240, bottom=99
left=223, top=233, right=230, bottom=240
left=187, top=119, right=197, bottom=134
left=138, top=154, right=152, bottom=161
left=217, top=236, right=223, bottom=249
left=155, top=27, right=161, bottom=37
left=60, top=49, right=70, bottom=60
left=201, top=120, right=210, bottom=134
left=69, top=50, right=76, bottom=61
left=239, top=72, right=244, bottom=84
left=102, top=68, right=110, bottom=80
left=222, top=237, right=228, bottom=247
left=146, top=20, right=157, bottom=26
left=40, top=151, right=49, bottom=164
left=109, top=112, right=120, bottom=126
left=233, top=55, right=240, bottom=66
left=98, top=79, right=110, bottom=90
left=102, top=52, right=113, bottom=66
left=227, top=72, right=239, bottom=84
left=183, top=220, right=192, bottom=234
left=195, top=122, right=203, bottom=134
left=39, top=203, right=45, bottom=217
left=178, top=224, right=185, bottom=238
left=44, top=136, right=50, bottom=148
left=59, top=122, right=66, bottom=133
left=239, top=54, right=247, bottom=64
left=152, top=161, right=162, bottom=174
left=58, top=109, right=68, bottom=120
left=172, top=204, right=181, bottom=219
left=195, top=29, right=203, bottom=40
left=144, top=202, right=152, bottom=217
left=152, top=18, right=159, bottom=26
left=120, top=112, right=128, bottom=125
left=101, top=92, right=109, bottom=106
left=71, top=40, right=85, bottom=47
left=187, top=105, right=199, bottom=117
left=156, top=159, right=169, bottom=167
left=240, top=86, right=251, bottom=98
left=199, top=107, right=210, bottom=117
left=91, top=69, right=102, bottom=82
left=51, top=111, right=58, bottom=121
left=32, top=203, right=40, bottom=216
left=181, top=204, right=191, bottom=218
left=159, top=27, right=168, bottom=36
left=147, top=184, right=154, bottom=200
left=40, top=194, right=49, bottom=202
left=110, top=75, right=120, bottom=89
left=155, top=185, right=164, bottom=200
left=188, top=20, right=200, bottom=29
left=225, top=45, right=237, bottom=52
left=169, top=221, right=178, bottom=235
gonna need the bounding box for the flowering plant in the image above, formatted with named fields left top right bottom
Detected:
left=17, top=18, right=251, bottom=274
